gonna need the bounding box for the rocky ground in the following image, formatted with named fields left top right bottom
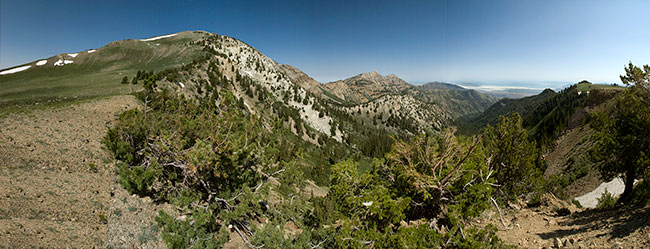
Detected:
left=480, top=194, right=650, bottom=248
left=0, top=95, right=173, bottom=248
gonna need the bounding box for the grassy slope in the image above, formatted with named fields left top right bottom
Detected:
left=0, top=31, right=207, bottom=108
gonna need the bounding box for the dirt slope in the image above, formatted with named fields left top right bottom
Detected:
left=480, top=195, right=650, bottom=248
left=0, top=95, right=171, bottom=248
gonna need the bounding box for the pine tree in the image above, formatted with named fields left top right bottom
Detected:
left=483, top=113, right=544, bottom=200
left=591, top=62, right=650, bottom=203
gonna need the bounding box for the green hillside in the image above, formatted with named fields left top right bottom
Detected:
left=456, top=88, right=557, bottom=134
left=457, top=81, right=623, bottom=138
left=0, top=31, right=207, bottom=108
left=412, top=88, right=499, bottom=118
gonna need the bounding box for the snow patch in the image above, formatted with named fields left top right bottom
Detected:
left=140, top=33, right=177, bottom=41
left=36, top=60, right=47, bottom=66
left=68, top=53, right=78, bottom=58
left=87, top=49, right=96, bottom=53
left=177, top=82, right=185, bottom=88
left=0, top=65, right=31, bottom=75
left=575, top=177, right=639, bottom=208
left=54, top=59, right=74, bottom=66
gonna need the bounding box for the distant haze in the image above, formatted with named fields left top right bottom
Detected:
left=1, top=0, right=649, bottom=88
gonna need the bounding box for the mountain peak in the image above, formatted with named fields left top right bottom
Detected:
left=359, top=71, right=382, bottom=79
left=349, top=71, right=409, bottom=86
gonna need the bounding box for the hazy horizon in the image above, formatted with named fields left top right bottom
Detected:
left=2, top=0, right=649, bottom=87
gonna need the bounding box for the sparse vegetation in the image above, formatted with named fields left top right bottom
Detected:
left=596, top=190, right=617, bottom=210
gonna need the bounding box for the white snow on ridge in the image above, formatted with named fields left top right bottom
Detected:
left=87, top=49, right=96, bottom=53
left=575, top=177, right=640, bottom=208
left=36, top=60, right=48, bottom=66
left=0, top=65, right=31, bottom=75
left=68, top=53, right=79, bottom=58
left=54, top=59, right=74, bottom=66
left=140, top=33, right=177, bottom=41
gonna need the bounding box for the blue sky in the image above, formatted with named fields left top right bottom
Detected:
left=1, top=0, right=649, bottom=87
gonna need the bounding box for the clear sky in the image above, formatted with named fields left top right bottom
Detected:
left=1, top=0, right=649, bottom=87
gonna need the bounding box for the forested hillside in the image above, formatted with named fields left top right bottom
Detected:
left=1, top=30, right=648, bottom=248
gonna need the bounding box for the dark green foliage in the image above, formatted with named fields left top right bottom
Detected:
left=105, top=86, right=265, bottom=195
left=591, top=62, right=650, bottom=203
left=483, top=114, right=545, bottom=200
left=320, top=130, right=509, bottom=248
left=458, top=81, right=622, bottom=151
left=117, top=162, right=161, bottom=196
left=385, top=113, right=419, bottom=134
left=630, top=180, right=650, bottom=206
left=104, top=79, right=341, bottom=247
left=458, top=89, right=557, bottom=135
left=528, top=84, right=588, bottom=148
left=121, top=76, right=129, bottom=84
left=329, top=159, right=411, bottom=230
left=571, top=199, right=583, bottom=208
left=103, top=113, right=146, bottom=165
left=156, top=210, right=228, bottom=249
left=250, top=224, right=297, bottom=249
left=596, top=190, right=617, bottom=210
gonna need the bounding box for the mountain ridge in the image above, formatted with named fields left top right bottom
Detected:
left=0, top=31, right=499, bottom=136
left=418, top=81, right=467, bottom=91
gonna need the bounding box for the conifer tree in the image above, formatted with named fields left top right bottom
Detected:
left=591, top=62, right=650, bottom=203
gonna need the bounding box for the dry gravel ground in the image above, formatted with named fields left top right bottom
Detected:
left=0, top=95, right=172, bottom=248
left=479, top=194, right=650, bottom=249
